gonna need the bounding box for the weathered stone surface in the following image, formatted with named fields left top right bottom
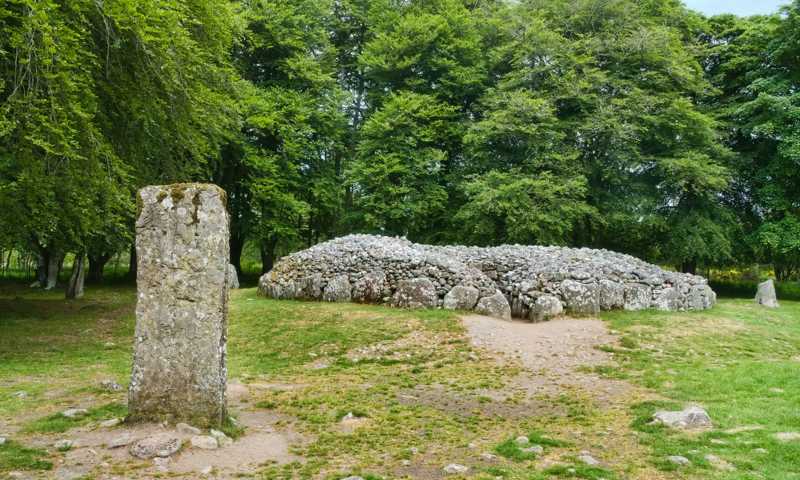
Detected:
left=322, top=274, right=352, bottom=302
left=227, top=264, right=239, bottom=289
left=443, top=285, right=479, bottom=310
left=352, top=271, right=387, bottom=303
left=598, top=280, right=625, bottom=310
left=258, top=235, right=716, bottom=319
left=561, top=280, right=600, bottom=315
left=129, top=433, right=182, bottom=459
left=755, top=279, right=779, bottom=308
left=190, top=435, right=218, bottom=450
left=528, top=295, right=563, bottom=322
left=652, top=406, right=712, bottom=430
left=475, top=290, right=511, bottom=320
left=392, top=278, right=438, bottom=309
left=653, top=287, right=682, bottom=311
left=129, top=184, right=229, bottom=427
left=62, top=408, right=88, bottom=418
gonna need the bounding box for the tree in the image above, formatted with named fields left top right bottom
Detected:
left=348, top=92, right=457, bottom=239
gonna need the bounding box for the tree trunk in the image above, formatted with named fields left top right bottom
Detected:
left=45, top=251, right=64, bottom=290
left=127, top=242, right=137, bottom=279
left=230, top=232, right=244, bottom=276
left=681, top=260, right=697, bottom=275
left=260, top=236, right=278, bottom=274
left=87, top=253, right=111, bottom=283
left=35, top=250, right=48, bottom=286
left=66, top=254, right=86, bottom=299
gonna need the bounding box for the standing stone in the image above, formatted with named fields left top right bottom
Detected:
left=475, top=290, right=512, bottom=320
left=227, top=264, right=239, bottom=289
left=755, top=279, right=779, bottom=308
left=128, top=184, right=229, bottom=427
left=392, top=278, right=438, bottom=308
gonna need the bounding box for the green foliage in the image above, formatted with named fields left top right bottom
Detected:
left=456, top=171, right=595, bottom=246
left=348, top=92, right=457, bottom=238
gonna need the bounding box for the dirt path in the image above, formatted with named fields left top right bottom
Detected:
left=462, top=314, right=668, bottom=479
left=462, top=314, right=633, bottom=403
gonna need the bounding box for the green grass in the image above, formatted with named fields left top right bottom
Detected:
left=601, top=298, right=800, bottom=479
left=3, top=280, right=798, bottom=479
left=24, top=402, right=127, bottom=434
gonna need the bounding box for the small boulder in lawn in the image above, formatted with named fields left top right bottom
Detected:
left=129, top=433, right=181, bottom=459
left=0, top=437, right=6, bottom=446
left=652, top=406, right=712, bottom=430
left=514, top=435, right=529, bottom=446
left=99, top=418, right=121, bottom=428
left=521, top=445, right=544, bottom=455
left=443, top=464, right=469, bottom=475
left=61, top=408, right=88, bottom=418
left=176, top=423, right=201, bottom=435
left=54, top=439, right=73, bottom=451
left=190, top=435, right=218, bottom=450
left=755, top=279, right=779, bottom=308
left=578, top=452, right=600, bottom=466
left=210, top=429, right=233, bottom=448
left=100, top=380, right=122, bottom=392
left=668, top=455, right=690, bottom=466
left=107, top=433, right=133, bottom=449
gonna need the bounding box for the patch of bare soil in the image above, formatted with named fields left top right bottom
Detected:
left=39, top=381, right=305, bottom=480
left=461, top=314, right=669, bottom=479
left=462, top=315, right=633, bottom=404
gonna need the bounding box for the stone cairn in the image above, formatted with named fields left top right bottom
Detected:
left=129, top=184, right=230, bottom=427
left=258, top=235, right=716, bottom=321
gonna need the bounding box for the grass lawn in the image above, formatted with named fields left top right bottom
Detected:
left=0, top=281, right=798, bottom=479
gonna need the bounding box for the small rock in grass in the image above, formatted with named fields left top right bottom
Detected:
left=61, top=408, right=89, bottom=419
left=13, top=391, right=27, bottom=399
left=0, top=436, right=6, bottom=446
left=754, top=448, right=768, bottom=454
left=176, top=423, right=201, bottom=435
left=667, top=455, right=690, bottom=466
left=401, top=460, right=412, bottom=466
left=467, top=442, right=477, bottom=449
left=129, top=433, right=181, bottom=459
left=710, top=439, right=727, bottom=445
left=774, top=432, right=800, bottom=442
left=443, top=463, right=469, bottom=475
left=200, top=466, right=213, bottom=475
left=54, top=439, right=73, bottom=451
left=652, top=406, right=712, bottom=430
left=514, top=435, right=529, bottom=446
left=107, top=434, right=133, bottom=449
left=100, top=380, right=122, bottom=392
left=578, top=452, right=600, bottom=466
left=521, top=445, right=544, bottom=455
left=704, top=454, right=735, bottom=471
left=210, top=429, right=233, bottom=448
left=99, top=418, right=121, bottom=428
left=480, top=453, right=497, bottom=461
left=190, top=435, right=218, bottom=450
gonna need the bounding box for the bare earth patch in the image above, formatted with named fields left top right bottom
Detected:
left=461, top=314, right=670, bottom=479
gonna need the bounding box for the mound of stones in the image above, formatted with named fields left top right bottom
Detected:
left=258, top=235, right=716, bottom=321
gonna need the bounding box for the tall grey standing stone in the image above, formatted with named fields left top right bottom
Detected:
left=755, top=279, right=779, bottom=308
left=129, top=184, right=229, bottom=427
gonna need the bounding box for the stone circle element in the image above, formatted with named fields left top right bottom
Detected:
left=129, top=184, right=229, bottom=427
left=258, top=235, right=716, bottom=320
left=755, top=279, right=779, bottom=308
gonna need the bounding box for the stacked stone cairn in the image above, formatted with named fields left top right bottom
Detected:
left=258, top=235, right=716, bottom=321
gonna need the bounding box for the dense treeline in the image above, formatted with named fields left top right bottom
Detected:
left=1, top=0, right=798, bottom=295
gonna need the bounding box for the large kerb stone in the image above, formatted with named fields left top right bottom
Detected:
left=128, top=184, right=229, bottom=427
